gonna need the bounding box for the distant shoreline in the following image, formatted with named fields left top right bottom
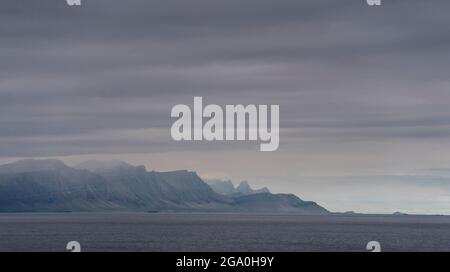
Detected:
left=0, top=211, right=447, bottom=217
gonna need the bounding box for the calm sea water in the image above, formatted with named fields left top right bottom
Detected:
left=0, top=213, right=449, bottom=252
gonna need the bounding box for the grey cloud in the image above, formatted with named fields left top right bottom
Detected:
left=1, top=0, right=450, bottom=173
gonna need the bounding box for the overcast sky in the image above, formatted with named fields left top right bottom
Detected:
left=1, top=0, right=450, bottom=214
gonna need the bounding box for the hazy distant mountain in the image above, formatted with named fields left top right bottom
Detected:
left=236, top=181, right=270, bottom=195
left=207, top=180, right=270, bottom=196
left=0, top=159, right=329, bottom=214
left=393, top=212, right=408, bottom=216
left=207, top=180, right=236, bottom=195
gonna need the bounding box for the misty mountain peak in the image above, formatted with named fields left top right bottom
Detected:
left=236, top=181, right=252, bottom=194
left=74, top=160, right=137, bottom=173
left=0, top=159, right=70, bottom=173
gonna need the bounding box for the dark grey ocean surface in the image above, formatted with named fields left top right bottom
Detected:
left=0, top=213, right=449, bottom=252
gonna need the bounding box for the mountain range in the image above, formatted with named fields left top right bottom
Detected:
left=0, top=159, right=329, bottom=214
